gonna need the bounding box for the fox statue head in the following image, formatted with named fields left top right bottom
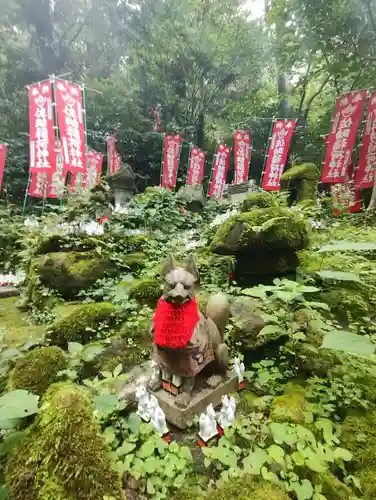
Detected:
left=162, top=254, right=199, bottom=305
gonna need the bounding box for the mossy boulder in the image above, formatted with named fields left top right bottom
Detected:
left=175, top=476, right=289, bottom=500
left=0, top=297, right=45, bottom=348
left=280, top=163, right=319, bottom=202
left=211, top=207, right=309, bottom=255
left=313, top=472, right=354, bottom=499
left=270, top=385, right=306, bottom=424
left=242, top=191, right=284, bottom=211
left=129, top=278, right=161, bottom=306
left=48, top=302, right=117, bottom=348
left=5, top=382, right=123, bottom=500
left=229, top=296, right=266, bottom=349
left=177, top=184, right=206, bottom=212
left=7, top=346, right=67, bottom=396
left=31, top=251, right=116, bottom=299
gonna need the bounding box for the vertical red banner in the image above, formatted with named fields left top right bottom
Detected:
left=0, top=144, right=7, bottom=194
left=321, top=91, right=367, bottom=184
left=208, top=144, right=232, bottom=199
left=107, top=135, right=122, bottom=176
left=28, top=81, right=57, bottom=175
left=262, top=120, right=296, bottom=191
left=187, top=147, right=206, bottom=185
left=331, top=160, right=361, bottom=214
left=234, top=130, right=252, bottom=184
left=28, top=172, right=49, bottom=198
left=161, top=133, right=183, bottom=190
left=70, top=149, right=103, bottom=192
left=356, top=92, right=376, bottom=189
left=55, top=79, right=86, bottom=177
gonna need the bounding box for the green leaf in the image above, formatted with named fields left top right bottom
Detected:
left=305, top=455, right=327, bottom=473
left=68, top=342, right=84, bottom=355
left=321, top=331, right=375, bottom=356
left=261, top=466, right=279, bottom=484
left=291, top=451, right=305, bottom=466
left=267, top=444, right=285, bottom=465
left=258, top=324, right=285, bottom=338
left=318, top=241, right=376, bottom=253
left=144, top=456, right=160, bottom=474
left=316, top=270, right=363, bottom=284
left=146, top=478, right=155, bottom=495
left=117, top=441, right=137, bottom=457
left=0, top=431, right=26, bottom=458
left=315, top=419, right=334, bottom=444
left=82, top=345, right=105, bottom=361
left=0, top=390, right=39, bottom=429
left=93, top=395, right=118, bottom=418
left=291, top=479, right=314, bottom=500
left=137, top=440, right=156, bottom=459
left=333, top=448, right=353, bottom=462
left=113, top=363, right=123, bottom=377
left=269, top=422, right=290, bottom=445
left=242, top=447, right=269, bottom=474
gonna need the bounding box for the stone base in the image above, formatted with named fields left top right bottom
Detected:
left=0, top=286, right=20, bottom=299
left=151, top=372, right=238, bottom=429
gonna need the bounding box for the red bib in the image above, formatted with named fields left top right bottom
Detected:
left=153, top=298, right=200, bottom=348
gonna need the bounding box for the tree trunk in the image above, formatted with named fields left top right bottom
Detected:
left=196, top=74, right=205, bottom=148
left=367, top=167, right=376, bottom=210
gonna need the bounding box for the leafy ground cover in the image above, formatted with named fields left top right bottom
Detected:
left=0, top=189, right=376, bottom=500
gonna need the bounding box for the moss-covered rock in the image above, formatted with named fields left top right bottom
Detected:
left=319, top=286, right=369, bottom=321
left=175, top=476, right=289, bottom=500
left=211, top=207, right=309, bottom=255
left=48, top=302, right=117, bottom=348
left=7, top=346, right=67, bottom=396
left=270, top=385, right=306, bottom=424
left=234, top=250, right=299, bottom=280
left=229, top=296, right=266, bottom=349
left=5, top=382, right=123, bottom=500
left=177, top=184, right=206, bottom=212
left=0, top=297, right=45, bottom=348
left=31, top=251, right=116, bottom=300
left=341, top=410, right=376, bottom=470
left=313, top=472, right=354, bottom=499
left=242, top=191, right=284, bottom=211
left=280, top=163, right=319, bottom=202
left=129, top=278, right=161, bottom=306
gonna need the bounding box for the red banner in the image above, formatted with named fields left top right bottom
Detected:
left=331, top=160, right=361, bottom=214
left=28, top=81, right=57, bottom=174
left=161, top=133, right=183, bottom=190
left=187, top=147, right=205, bottom=185
left=70, top=149, right=103, bottom=192
left=321, top=91, right=367, bottom=184
left=234, top=130, right=252, bottom=184
left=107, top=135, right=122, bottom=176
left=356, top=92, right=376, bottom=188
left=28, top=171, right=49, bottom=198
left=262, top=120, right=296, bottom=191
left=55, top=79, right=86, bottom=176
left=0, top=144, right=7, bottom=194
left=208, top=144, right=232, bottom=199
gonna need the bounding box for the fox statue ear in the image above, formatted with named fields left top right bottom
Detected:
left=162, top=254, right=176, bottom=277
left=185, top=254, right=200, bottom=281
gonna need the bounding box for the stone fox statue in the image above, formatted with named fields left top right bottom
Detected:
left=149, top=254, right=230, bottom=408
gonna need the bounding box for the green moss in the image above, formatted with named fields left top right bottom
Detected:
left=319, top=286, right=369, bottom=320
left=356, top=467, right=376, bottom=499
left=242, top=191, right=283, bottom=211
left=211, top=207, right=309, bottom=255
left=341, top=410, right=376, bottom=470
left=270, top=386, right=306, bottom=424
left=0, top=297, right=45, bottom=348
left=280, top=163, right=319, bottom=202
left=175, top=476, right=289, bottom=500
left=35, top=251, right=115, bottom=299
left=314, top=472, right=353, bottom=499
left=122, top=251, right=146, bottom=269
left=5, top=382, right=123, bottom=500
left=7, top=346, right=67, bottom=396
left=48, top=302, right=117, bottom=348
left=129, top=278, right=161, bottom=305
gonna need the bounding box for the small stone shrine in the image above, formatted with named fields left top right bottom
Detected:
left=107, top=163, right=137, bottom=207
left=148, top=254, right=238, bottom=429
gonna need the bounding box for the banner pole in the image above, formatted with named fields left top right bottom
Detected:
left=259, top=118, right=276, bottom=190
left=50, top=76, right=64, bottom=211
left=81, top=83, right=89, bottom=196
left=160, top=133, right=164, bottom=186
left=206, top=153, right=216, bottom=199
left=22, top=173, right=31, bottom=216
left=186, top=143, right=192, bottom=185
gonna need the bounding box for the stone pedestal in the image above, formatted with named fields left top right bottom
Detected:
left=107, top=165, right=137, bottom=207
left=151, top=372, right=238, bottom=429
left=224, top=180, right=258, bottom=204
left=0, top=286, right=19, bottom=299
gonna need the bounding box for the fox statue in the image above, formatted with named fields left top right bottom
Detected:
left=149, top=254, right=230, bottom=408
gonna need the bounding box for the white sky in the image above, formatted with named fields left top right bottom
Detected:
left=245, top=0, right=265, bottom=19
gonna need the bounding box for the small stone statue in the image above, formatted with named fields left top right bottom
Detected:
left=233, top=357, right=245, bottom=388
left=136, top=386, right=151, bottom=422
left=198, top=404, right=218, bottom=444
left=218, top=395, right=236, bottom=430
left=149, top=254, right=230, bottom=409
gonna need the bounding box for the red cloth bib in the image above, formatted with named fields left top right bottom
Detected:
left=153, top=298, right=200, bottom=348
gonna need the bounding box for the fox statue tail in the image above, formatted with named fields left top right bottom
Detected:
left=205, top=293, right=230, bottom=337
